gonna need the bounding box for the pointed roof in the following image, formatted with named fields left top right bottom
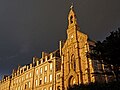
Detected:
left=68, top=4, right=77, bottom=27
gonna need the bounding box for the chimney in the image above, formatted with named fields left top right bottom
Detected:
left=59, top=40, right=64, bottom=56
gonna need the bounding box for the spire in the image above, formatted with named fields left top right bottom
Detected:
left=68, top=4, right=77, bottom=27
left=67, top=4, right=79, bottom=39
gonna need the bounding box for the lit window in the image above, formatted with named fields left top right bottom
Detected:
left=39, top=78, right=42, bottom=85
left=49, top=86, right=52, bottom=90
left=45, top=66, right=47, bottom=72
left=40, top=68, right=42, bottom=74
left=30, top=73, right=32, bottom=77
left=36, top=69, right=38, bottom=75
left=50, top=74, right=52, bottom=82
left=36, top=79, right=38, bottom=86
left=44, top=76, right=47, bottom=83
left=26, top=74, right=28, bottom=79
left=50, top=63, right=52, bottom=70
left=28, top=81, right=31, bottom=88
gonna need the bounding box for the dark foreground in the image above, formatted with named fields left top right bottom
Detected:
left=68, top=81, right=120, bottom=90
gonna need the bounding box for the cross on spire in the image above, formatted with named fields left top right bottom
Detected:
left=70, top=3, right=74, bottom=9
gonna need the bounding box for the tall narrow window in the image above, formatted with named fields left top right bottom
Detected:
left=30, top=72, right=32, bottom=77
left=25, top=82, right=28, bottom=89
left=39, top=78, right=42, bottom=85
left=40, top=68, right=42, bottom=74
left=36, top=79, right=38, bottom=86
left=49, top=74, right=52, bottom=82
left=26, top=74, right=28, bottom=79
left=28, top=81, right=31, bottom=88
left=44, top=76, right=47, bottom=83
left=49, top=86, right=52, bottom=90
left=50, top=63, right=52, bottom=70
left=36, top=69, right=38, bottom=75
left=45, top=66, right=47, bottom=72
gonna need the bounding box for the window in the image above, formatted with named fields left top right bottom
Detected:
left=30, top=73, right=32, bottom=77
left=36, top=79, right=38, bottom=86
left=45, top=66, right=47, bottom=72
left=25, top=83, right=27, bottom=89
left=70, top=15, right=73, bottom=24
left=40, top=68, right=42, bottom=74
left=44, top=76, right=47, bottom=83
left=49, top=86, right=52, bottom=90
left=36, top=69, right=38, bottom=75
left=25, top=81, right=30, bottom=89
left=50, top=63, right=52, bottom=70
left=21, top=70, right=23, bottom=73
left=26, top=74, right=28, bottom=79
left=49, top=74, right=52, bottom=82
left=39, top=78, right=42, bottom=85
left=28, top=81, right=31, bottom=88
left=22, top=77, right=24, bottom=81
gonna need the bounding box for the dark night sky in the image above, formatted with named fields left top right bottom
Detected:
left=0, top=0, right=120, bottom=80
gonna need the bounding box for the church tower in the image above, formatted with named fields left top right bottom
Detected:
left=61, top=5, right=95, bottom=89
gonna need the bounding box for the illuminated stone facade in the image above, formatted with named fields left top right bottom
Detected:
left=0, top=6, right=113, bottom=90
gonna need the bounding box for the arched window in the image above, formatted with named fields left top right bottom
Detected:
left=70, top=15, right=73, bottom=24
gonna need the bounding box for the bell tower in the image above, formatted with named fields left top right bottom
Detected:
left=62, top=5, right=82, bottom=89
left=67, top=5, right=78, bottom=40
left=62, top=4, right=94, bottom=90
left=68, top=5, right=77, bottom=27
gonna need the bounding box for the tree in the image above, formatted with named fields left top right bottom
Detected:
left=91, top=28, right=120, bottom=81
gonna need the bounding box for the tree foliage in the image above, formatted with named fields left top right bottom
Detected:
left=91, top=28, right=120, bottom=80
